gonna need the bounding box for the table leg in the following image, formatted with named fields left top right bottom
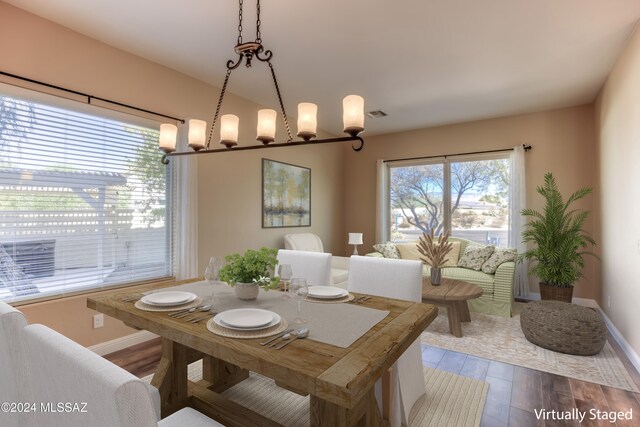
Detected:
left=458, top=301, right=471, bottom=322
left=202, top=356, right=249, bottom=393
left=446, top=302, right=463, bottom=338
left=311, top=387, right=381, bottom=427
left=152, top=338, right=189, bottom=417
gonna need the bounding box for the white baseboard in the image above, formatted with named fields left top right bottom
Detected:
left=88, top=330, right=158, bottom=356
left=522, top=293, right=640, bottom=375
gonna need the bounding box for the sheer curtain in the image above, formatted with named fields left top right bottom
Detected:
left=509, top=145, right=529, bottom=297
left=375, top=160, right=389, bottom=244
left=173, top=122, right=198, bottom=280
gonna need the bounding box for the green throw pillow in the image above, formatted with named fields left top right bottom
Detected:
left=373, top=242, right=400, bottom=259
left=481, top=248, right=517, bottom=274
left=457, top=244, right=495, bottom=271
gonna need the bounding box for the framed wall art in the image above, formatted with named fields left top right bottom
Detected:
left=262, top=159, right=311, bottom=228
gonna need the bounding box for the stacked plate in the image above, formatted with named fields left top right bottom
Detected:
left=140, top=291, right=197, bottom=307
left=306, top=286, right=349, bottom=301
left=213, top=308, right=281, bottom=331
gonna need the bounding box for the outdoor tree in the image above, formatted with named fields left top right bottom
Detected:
left=390, top=159, right=509, bottom=235
left=0, top=96, right=35, bottom=162
left=127, top=127, right=166, bottom=226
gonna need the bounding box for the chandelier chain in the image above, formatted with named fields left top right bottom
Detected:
left=237, top=0, right=244, bottom=45
left=268, top=62, right=293, bottom=142
left=206, top=69, right=232, bottom=149
left=256, top=0, right=262, bottom=43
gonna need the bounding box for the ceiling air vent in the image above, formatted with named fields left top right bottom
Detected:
left=366, top=110, right=387, bottom=119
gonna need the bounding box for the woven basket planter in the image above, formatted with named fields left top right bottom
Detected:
left=539, top=282, right=573, bottom=302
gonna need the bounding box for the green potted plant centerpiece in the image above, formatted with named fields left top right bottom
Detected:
left=520, top=172, right=597, bottom=302
left=218, top=247, right=281, bottom=300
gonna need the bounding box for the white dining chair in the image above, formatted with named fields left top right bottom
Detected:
left=276, top=249, right=332, bottom=287
left=348, top=256, right=425, bottom=427
left=21, top=323, right=224, bottom=427
left=0, top=301, right=29, bottom=427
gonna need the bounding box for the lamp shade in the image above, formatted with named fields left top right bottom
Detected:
left=297, top=102, right=317, bottom=140
left=188, top=119, right=207, bottom=151
left=220, top=114, right=239, bottom=148
left=159, top=123, right=177, bottom=153
left=343, top=95, right=364, bottom=136
left=256, top=109, right=277, bottom=144
left=348, top=233, right=363, bottom=245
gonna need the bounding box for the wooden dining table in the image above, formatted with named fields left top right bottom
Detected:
left=87, top=279, right=438, bottom=427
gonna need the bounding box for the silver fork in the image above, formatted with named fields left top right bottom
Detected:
left=187, top=311, right=217, bottom=323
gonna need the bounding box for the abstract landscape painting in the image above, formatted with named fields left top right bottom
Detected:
left=262, top=159, right=310, bottom=228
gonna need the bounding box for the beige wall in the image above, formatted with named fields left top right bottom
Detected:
left=343, top=105, right=598, bottom=299
left=0, top=2, right=344, bottom=346
left=594, top=24, right=640, bottom=356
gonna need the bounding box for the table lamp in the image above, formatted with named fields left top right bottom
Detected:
left=348, top=233, right=363, bottom=255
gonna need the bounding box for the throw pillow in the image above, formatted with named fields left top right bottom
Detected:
left=440, top=241, right=462, bottom=267
left=481, top=248, right=517, bottom=274
left=373, top=242, right=400, bottom=259
left=457, top=244, right=495, bottom=271
left=395, top=242, right=422, bottom=260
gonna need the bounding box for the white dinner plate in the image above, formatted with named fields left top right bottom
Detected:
left=214, top=309, right=281, bottom=331
left=141, top=291, right=197, bottom=307
left=307, top=286, right=348, bottom=300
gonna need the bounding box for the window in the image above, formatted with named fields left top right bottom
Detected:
left=388, top=154, right=511, bottom=247
left=0, top=84, right=173, bottom=303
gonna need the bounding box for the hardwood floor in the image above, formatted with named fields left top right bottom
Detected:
left=422, top=344, right=640, bottom=427
left=105, top=338, right=640, bottom=426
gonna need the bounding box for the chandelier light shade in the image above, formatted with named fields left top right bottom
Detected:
left=257, top=109, right=277, bottom=144
left=158, top=0, right=366, bottom=164
left=220, top=114, right=240, bottom=148
left=187, top=119, right=207, bottom=151
left=343, top=95, right=365, bottom=137
left=296, top=103, right=318, bottom=141
left=159, top=123, right=178, bottom=154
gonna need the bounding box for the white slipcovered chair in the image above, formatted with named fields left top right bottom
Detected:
left=283, top=233, right=350, bottom=288
left=1, top=301, right=220, bottom=426
left=276, top=249, right=332, bottom=287
left=0, top=301, right=29, bottom=427
left=21, top=323, right=223, bottom=427
left=347, top=256, right=425, bottom=427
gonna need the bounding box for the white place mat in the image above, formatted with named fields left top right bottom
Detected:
left=155, top=281, right=390, bottom=348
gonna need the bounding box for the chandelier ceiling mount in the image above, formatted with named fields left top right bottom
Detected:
left=158, top=0, right=365, bottom=164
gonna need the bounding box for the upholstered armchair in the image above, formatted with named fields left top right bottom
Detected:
left=283, top=233, right=349, bottom=289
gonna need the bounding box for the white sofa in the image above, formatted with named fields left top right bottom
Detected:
left=283, top=233, right=349, bottom=289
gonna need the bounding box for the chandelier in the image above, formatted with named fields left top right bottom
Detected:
left=158, top=0, right=365, bottom=164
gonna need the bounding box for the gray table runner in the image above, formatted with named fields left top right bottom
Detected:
left=146, top=281, right=390, bottom=348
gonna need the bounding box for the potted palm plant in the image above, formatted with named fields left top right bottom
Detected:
left=520, top=173, right=596, bottom=302
left=218, top=247, right=281, bottom=300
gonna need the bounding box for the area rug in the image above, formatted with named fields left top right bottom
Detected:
left=422, top=302, right=639, bottom=392
left=142, top=361, right=488, bottom=427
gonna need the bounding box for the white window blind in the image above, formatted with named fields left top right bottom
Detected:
left=0, top=85, right=173, bottom=303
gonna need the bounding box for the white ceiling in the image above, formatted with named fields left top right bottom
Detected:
left=6, top=0, right=640, bottom=136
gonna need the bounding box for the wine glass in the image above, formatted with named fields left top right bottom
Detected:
left=278, top=264, right=293, bottom=298
left=208, top=256, right=224, bottom=283
left=289, top=278, right=309, bottom=324
left=204, top=265, right=215, bottom=304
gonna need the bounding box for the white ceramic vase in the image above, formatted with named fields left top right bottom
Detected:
left=234, top=282, right=260, bottom=300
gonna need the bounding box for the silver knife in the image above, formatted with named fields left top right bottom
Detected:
left=260, top=328, right=294, bottom=346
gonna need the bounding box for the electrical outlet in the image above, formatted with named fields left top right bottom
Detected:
left=93, top=314, right=104, bottom=329
left=607, top=295, right=611, bottom=309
